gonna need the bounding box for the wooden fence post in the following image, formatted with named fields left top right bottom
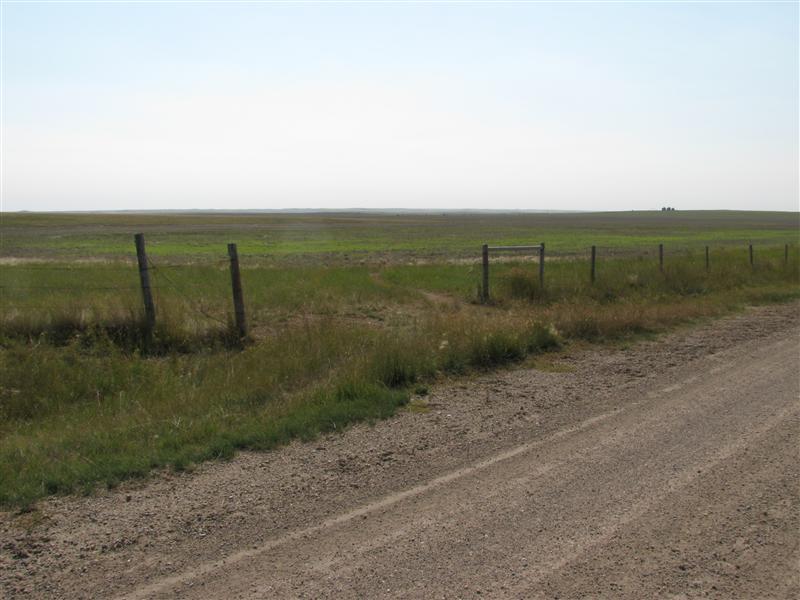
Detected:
left=590, top=245, right=596, bottom=284
left=659, top=243, right=664, bottom=273
left=786, top=244, right=789, bottom=266
left=481, top=244, right=490, bottom=303
left=134, top=233, right=156, bottom=333
left=749, top=244, right=754, bottom=268
left=539, top=242, right=545, bottom=288
left=228, top=243, right=247, bottom=337
left=705, top=245, right=709, bottom=271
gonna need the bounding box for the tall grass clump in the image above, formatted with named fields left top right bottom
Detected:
left=501, top=267, right=547, bottom=302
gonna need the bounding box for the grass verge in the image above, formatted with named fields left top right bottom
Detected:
left=1, top=248, right=798, bottom=509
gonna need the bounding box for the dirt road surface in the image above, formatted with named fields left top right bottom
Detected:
left=2, top=303, right=798, bottom=599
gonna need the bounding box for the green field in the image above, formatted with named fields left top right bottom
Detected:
left=3, top=210, right=798, bottom=260
left=1, top=210, right=798, bottom=508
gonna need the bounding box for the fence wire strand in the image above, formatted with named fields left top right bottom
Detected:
left=147, top=258, right=231, bottom=326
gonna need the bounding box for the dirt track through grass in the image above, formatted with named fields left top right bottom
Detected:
left=1, top=302, right=797, bottom=599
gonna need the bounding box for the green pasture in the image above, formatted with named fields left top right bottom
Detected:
left=2, top=210, right=797, bottom=260
left=0, top=210, right=798, bottom=509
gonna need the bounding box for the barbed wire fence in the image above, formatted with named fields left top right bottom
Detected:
left=1, top=234, right=796, bottom=333
left=0, top=237, right=243, bottom=338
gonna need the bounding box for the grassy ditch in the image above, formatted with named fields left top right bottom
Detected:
left=0, top=315, right=560, bottom=508
left=1, top=246, right=798, bottom=509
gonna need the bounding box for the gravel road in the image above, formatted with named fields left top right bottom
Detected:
left=2, top=303, right=798, bottom=599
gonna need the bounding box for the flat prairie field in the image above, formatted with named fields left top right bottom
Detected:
left=0, top=210, right=798, bottom=507
left=2, top=209, right=797, bottom=261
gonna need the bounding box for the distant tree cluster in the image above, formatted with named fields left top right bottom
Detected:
left=661, top=207, right=677, bottom=211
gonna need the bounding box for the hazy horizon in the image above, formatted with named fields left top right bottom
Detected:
left=2, top=2, right=798, bottom=213
left=5, top=208, right=799, bottom=217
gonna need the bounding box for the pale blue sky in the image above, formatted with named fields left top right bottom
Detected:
left=2, top=1, right=798, bottom=211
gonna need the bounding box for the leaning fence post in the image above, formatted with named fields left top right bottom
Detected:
left=705, top=245, right=709, bottom=271
left=227, top=243, right=247, bottom=337
left=539, top=242, right=545, bottom=288
left=590, top=245, right=596, bottom=284
left=134, top=233, right=156, bottom=333
left=749, top=244, right=754, bottom=268
left=659, top=243, right=664, bottom=273
left=481, top=244, right=490, bottom=303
